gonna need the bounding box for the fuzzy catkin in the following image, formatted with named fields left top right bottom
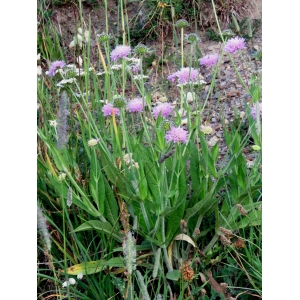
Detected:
left=67, top=187, right=72, bottom=207
left=37, top=204, right=51, bottom=251
left=123, top=231, right=136, bottom=275
left=136, top=270, right=151, bottom=300
left=57, top=91, right=70, bottom=149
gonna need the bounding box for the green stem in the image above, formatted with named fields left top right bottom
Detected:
left=181, top=28, right=184, bottom=68
left=119, top=0, right=126, bottom=44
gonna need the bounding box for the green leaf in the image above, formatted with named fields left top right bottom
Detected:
left=189, top=142, right=201, bottom=192
left=103, top=178, right=120, bottom=227
left=199, top=135, right=218, bottom=178
left=166, top=270, right=181, bottom=281
left=138, top=162, right=148, bottom=201
left=211, top=143, right=219, bottom=163
left=144, top=162, right=160, bottom=207
left=185, top=196, right=219, bottom=223
left=73, top=221, right=124, bottom=242
left=236, top=209, right=262, bottom=229
left=62, top=257, right=125, bottom=275
left=159, top=206, right=179, bottom=217
left=90, top=150, right=105, bottom=215
left=99, top=148, right=130, bottom=196
left=165, top=188, right=187, bottom=245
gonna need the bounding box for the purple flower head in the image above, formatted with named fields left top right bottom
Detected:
left=167, top=73, right=177, bottom=83
left=167, top=67, right=199, bottom=84
left=110, top=45, right=131, bottom=61
left=102, top=103, right=120, bottom=116
left=128, top=62, right=140, bottom=74
left=199, top=54, right=219, bottom=69
left=250, top=103, right=262, bottom=120
left=127, top=97, right=145, bottom=113
left=224, top=36, right=246, bottom=54
left=152, top=103, right=173, bottom=118
left=48, top=60, right=66, bottom=77
left=165, top=126, right=188, bottom=144
left=176, top=67, right=199, bottom=84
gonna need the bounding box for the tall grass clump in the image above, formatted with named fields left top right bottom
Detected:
left=37, top=1, right=262, bottom=299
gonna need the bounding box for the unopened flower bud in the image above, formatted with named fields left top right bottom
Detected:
left=176, top=19, right=189, bottom=29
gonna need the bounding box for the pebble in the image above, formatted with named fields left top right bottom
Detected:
left=220, top=82, right=227, bottom=89
left=211, top=117, right=217, bottom=122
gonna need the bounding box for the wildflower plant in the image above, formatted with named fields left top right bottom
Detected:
left=37, top=2, right=262, bottom=299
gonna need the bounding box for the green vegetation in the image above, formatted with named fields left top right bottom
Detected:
left=37, top=1, right=262, bottom=299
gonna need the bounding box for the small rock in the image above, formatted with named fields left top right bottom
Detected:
left=211, top=117, right=217, bottom=122
left=220, top=82, right=226, bottom=89
left=253, top=45, right=259, bottom=51
left=208, top=136, right=219, bottom=147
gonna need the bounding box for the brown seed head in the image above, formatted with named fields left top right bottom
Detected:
left=199, top=272, right=207, bottom=283
left=180, top=219, right=187, bottom=233
left=219, top=227, right=233, bottom=236
left=233, top=238, right=245, bottom=249
left=181, top=262, right=194, bottom=281
left=220, top=282, right=228, bottom=289
left=194, top=228, right=200, bottom=236
left=201, top=288, right=207, bottom=296
left=236, top=204, right=248, bottom=216
left=220, top=235, right=232, bottom=246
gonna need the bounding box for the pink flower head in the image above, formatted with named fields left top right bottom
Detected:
left=199, top=54, right=219, bottom=69
left=224, top=36, right=246, bottom=54
left=250, top=103, right=262, bottom=120
left=167, top=67, right=199, bottom=84
left=152, top=103, right=173, bottom=118
left=102, top=103, right=120, bottom=116
left=167, top=73, right=177, bottom=83
left=110, top=45, right=131, bottom=61
left=127, top=97, right=145, bottom=113
left=130, top=63, right=140, bottom=73
left=165, top=126, right=188, bottom=144
left=48, top=60, right=66, bottom=77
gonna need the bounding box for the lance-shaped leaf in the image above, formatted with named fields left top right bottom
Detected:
left=73, top=221, right=124, bottom=242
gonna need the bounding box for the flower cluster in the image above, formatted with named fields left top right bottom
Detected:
left=123, top=153, right=139, bottom=169
left=62, top=278, right=76, bottom=288
left=102, top=103, right=120, bottom=116
left=127, top=97, right=145, bottom=113
left=111, top=45, right=131, bottom=61
left=153, top=103, right=173, bottom=118
left=167, top=67, right=199, bottom=85
left=69, top=27, right=90, bottom=48
left=47, top=60, right=66, bottom=77
left=88, top=138, right=100, bottom=147
left=250, top=103, right=262, bottom=120
left=127, top=58, right=140, bottom=74
left=199, top=54, right=219, bottom=69
left=165, top=126, right=188, bottom=144
left=224, top=36, right=246, bottom=54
